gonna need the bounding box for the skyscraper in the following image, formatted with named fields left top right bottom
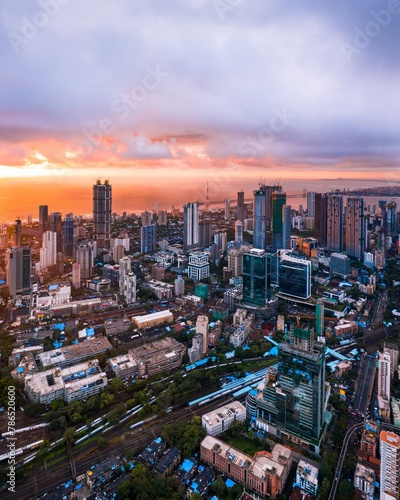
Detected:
left=6, top=247, right=31, bottom=299
left=93, top=179, right=112, bottom=247
left=140, top=224, right=157, bottom=254
left=326, top=194, right=343, bottom=252
left=199, top=220, right=212, bottom=247
left=386, top=201, right=397, bottom=238
left=14, top=218, right=22, bottom=247
left=345, top=197, right=365, bottom=260
left=314, top=193, right=327, bottom=247
left=282, top=204, right=291, bottom=250
left=49, top=212, right=62, bottom=253
left=224, top=199, right=230, bottom=220
left=379, top=430, right=400, bottom=499
left=253, top=186, right=267, bottom=249
left=39, top=205, right=48, bottom=238
left=75, top=243, right=94, bottom=279
left=234, top=220, right=244, bottom=243
left=62, top=216, right=74, bottom=258
left=40, top=231, right=57, bottom=269
left=237, top=190, right=245, bottom=221
left=183, top=202, right=199, bottom=250
left=278, top=252, right=311, bottom=299
left=307, top=192, right=316, bottom=218
left=247, top=323, right=326, bottom=453
left=272, top=190, right=286, bottom=250
left=242, top=248, right=271, bottom=306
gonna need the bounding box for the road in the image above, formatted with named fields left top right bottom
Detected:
left=353, top=354, right=376, bottom=416
left=328, top=422, right=365, bottom=500
left=3, top=396, right=235, bottom=500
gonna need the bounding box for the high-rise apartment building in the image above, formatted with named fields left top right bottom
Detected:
left=123, top=272, right=137, bottom=305
left=49, top=212, right=62, bottom=253
left=62, top=216, right=74, bottom=258
left=387, top=201, right=397, bottom=238
left=6, top=247, right=31, bottom=299
left=93, top=179, right=112, bottom=247
left=314, top=193, right=327, bottom=247
left=326, top=194, right=343, bottom=252
left=183, top=202, right=199, bottom=250
left=199, top=220, right=212, bottom=247
left=140, top=224, right=157, bottom=254
left=234, top=220, right=244, bottom=243
left=119, top=256, right=132, bottom=292
left=379, top=430, right=400, bottom=499
left=346, top=197, right=365, bottom=260
left=228, top=248, right=243, bottom=278
left=39, top=205, right=48, bottom=238
left=384, top=343, right=399, bottom=379
left=39, top=231, right=57, bottom=269
left=141, top=211, right=153, bottom=226
left=75, top=243, right=94, bottom=279
left=224, top=198, right=230, bottom=220
left=14, top=218, right=22, bottom=247
left=307, top=192, right=316, bottom=218
left=237, top=190, right=245, bottom=221
left=282, top=204, right=291, bottom=250
left=72, top=262, right=81, bottom=288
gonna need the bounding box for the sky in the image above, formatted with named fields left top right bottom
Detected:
left=1, top=0, right=400, bottom=191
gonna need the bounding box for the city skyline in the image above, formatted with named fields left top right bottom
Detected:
left=1, top=0, right=399, bottom=194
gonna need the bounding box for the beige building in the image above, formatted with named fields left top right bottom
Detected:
left=200, top=436, right=292, bottom=498
left=132, top=310, right=173, bottom=329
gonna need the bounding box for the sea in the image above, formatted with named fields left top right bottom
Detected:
left=0, top=176, right=399, bottom=225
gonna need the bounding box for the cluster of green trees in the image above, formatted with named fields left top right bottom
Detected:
left=160, top=416, right=206, bottom=457
left=117, top=464, right=185, bottom=500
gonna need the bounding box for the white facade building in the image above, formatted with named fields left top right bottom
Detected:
left=188, top=252, right=210, bottom=281
left=202, top=402, right=246, bottom=436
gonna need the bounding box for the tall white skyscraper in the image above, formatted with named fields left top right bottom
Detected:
left=40, top=231, right=57, bottom=269
left=123, top=272, right=137, bottom=305
left=380, top=430, right=400, bottom=499
left=119, top=256, right=132, bottom=293
left=183, top=202, right=199, bottom=250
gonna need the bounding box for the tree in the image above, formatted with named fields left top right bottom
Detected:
left=63, top=426, right=76, bottom=443
left=318, top=477, right=331, bottom=500
left=337, top=479, right=355, bottom=499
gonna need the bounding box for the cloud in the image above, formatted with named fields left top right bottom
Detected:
left=0, top=0, right=399, bottom=176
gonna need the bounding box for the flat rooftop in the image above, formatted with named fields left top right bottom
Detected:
left=202, top=401, right=246, bottom=427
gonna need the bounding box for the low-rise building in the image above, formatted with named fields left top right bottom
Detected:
left=147, top=279, right=174, bottom=300
left=154, top=447, right=181, bottom=476
left=138, top=437, right=166, bottom=467
left=105, top=317, right=131, bottom=336
left=353, top=463, right=375, bottom=500
left=36, top=337, right=112, bottom=369
left=85, top=455, right=121, bottom=490
left=128, top=337, right=186, bottom=377
left=107, top=354, right=138, bottom=378
left=132, top=310, right=173, bottom=329
left=295, top=460, right=319, bottom=497
left=25, top=359, right=107, bottom=404
left=200, top=436, right=292, bottom=498
left=202, top=402, right=246, bottom=436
